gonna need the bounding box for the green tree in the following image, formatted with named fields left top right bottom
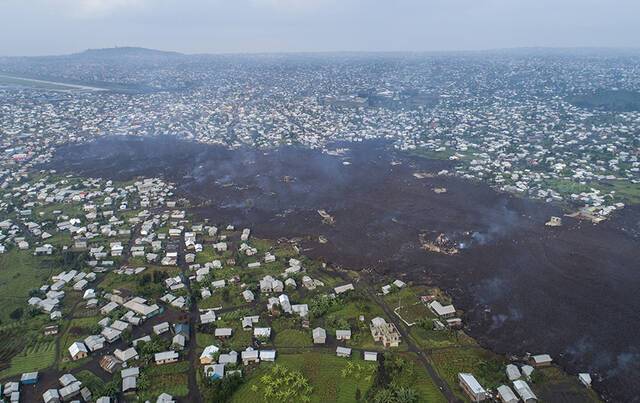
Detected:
left=9, top=307, right=23, bottom=320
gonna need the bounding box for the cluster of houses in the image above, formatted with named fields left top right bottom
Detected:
left=458, top=353, right=592, bottom=402
left=4, top=372, right=99, bottom=403
left=0, top=175, right=194, bottom=401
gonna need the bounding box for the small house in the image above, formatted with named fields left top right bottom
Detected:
left=242, top=290, right=255, bottom=302
left=579, top=373, right=592, bottom=388
left=218, top=351, right=238, bottom=365
left=336, top=329, right=351, bottom=341
left=260, top=350, right=276, bottom=362
left=42, top=389, right=60, bottom=403
left=513, top=380, right=538, bottom=402
left=153, top=322, right=170, bottom=335
left=497, top=385, right=518, bottom=403
left=122, top=376, right=137, bottom=393
left=506, top=364, right=521, bottom=381
left=241, top=348, right=260, bottom=365
left=155, top=351, right=179, bottom=365
left=312, top=327, right=326, bottom=344
left=253, top=327, right=271, bottom=339
left=99, top=355, right=123, bottom=374
left=458, top=373, right=487, bottom=402
left=429, top=301, right=456, bottom=318
left=20, top=372, right=38, bottom=385
left=200, top=345, right=220, bottom=365
left=114, top=347, right=138, bottom=363
left=530, top=354, right=552, bottom=367
left=200, top=310, right=216, bottom=324
left=204, top=364, right=225, bottom=380
left=68, top=342, right=88, bottom=361
left=336, top=346, right=352, bottom=358
left=59, top=381, right=81, bottom=401
left=334, top=283, right=355, bottom=294
left=215, top=328, right=233, bottom=339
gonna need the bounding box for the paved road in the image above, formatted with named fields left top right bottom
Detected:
left=177, top=237, right=203, bottom=403
left=363, top=284, right=461, bottom=403
left=332, top=268, right=461, bottom=403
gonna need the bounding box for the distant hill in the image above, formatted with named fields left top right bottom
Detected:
left=71, top=46, right=184, bottom=60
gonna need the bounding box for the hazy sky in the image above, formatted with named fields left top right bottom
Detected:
left=1, top=0, right=639, bottom=56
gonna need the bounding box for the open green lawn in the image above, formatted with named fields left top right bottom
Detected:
left=232, top=352, right=376, bottom=403
left=274, top=329, right=312, bottom=348
left=272, top=244, right=298, bottom=260
left=97, top=271, right=137, bottom=293
left=33, top=202, right=84, bottom=222
left=410, top=325, right=478, bottom=350
left=46, top=232, right=72, bottom=248
left=329, top=300, right=386, bottom=324
left=396, top=302, right=434, bottom=324
left=0, top=340, right=56, bottom=379
left=196, top=331, right=218, bottom=349
left=249, top=238, right=274, bottom=254
left=0, top=250, right=54, bottom=323
left=198, top=285, right=246, bottom=309
left=196, top=245, right=225, bottom=265
left=382, top=285, right=434, bottom=307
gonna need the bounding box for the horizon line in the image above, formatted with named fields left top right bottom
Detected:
left=2, top=45, right=640, bottom=59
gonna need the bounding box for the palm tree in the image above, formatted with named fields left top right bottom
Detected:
left=395, top=387, right=418, bottom=403
left=373, top=389, right=397, bottom=403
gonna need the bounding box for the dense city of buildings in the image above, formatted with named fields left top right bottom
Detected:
left=1, top=48, right=639, bottom=221
left=0, top=48, right=637, bottom=402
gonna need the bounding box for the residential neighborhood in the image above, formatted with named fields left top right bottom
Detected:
left=0, top=169, right=600, bottom=402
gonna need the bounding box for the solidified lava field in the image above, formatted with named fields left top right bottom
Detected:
left=49, top=135, right=640, bottom=402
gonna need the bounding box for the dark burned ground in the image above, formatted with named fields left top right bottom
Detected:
left=49, top=135, right=640, bottom=402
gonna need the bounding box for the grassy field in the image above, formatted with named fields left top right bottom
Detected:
left=232, top=352, right=376, bottom=403
left=139, top=361, right=190, bottom=401
left=329, top=299, right=386, bottom=324
left=429, top=347, right=507, bottom=400
left=534, top=366, right=601, bottom=402
left=57, top=316, right=100, bottom=362
left=274, top=329, right=312, bottom=348
left=32, top=201, right=85, bottom=221
left=198, top=284, right=246, bottom=309
left=410, top=324, right=478, bottom=350
left=396, top=302, right=434, bottom=324
left=0, top=340, right=56, bottom=379
left=196, top=331, right=218, bottom=349
left=76, top=370, right=107, bottom=395
left=196, top=245, right=225, bottom=265
left=0, top=250, right=54, bottom=323
left=543, top=177, right=640, bottom=205
left=395, top=353, right=447, bottom=403
left=0, top=317, right=53, bottom=377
